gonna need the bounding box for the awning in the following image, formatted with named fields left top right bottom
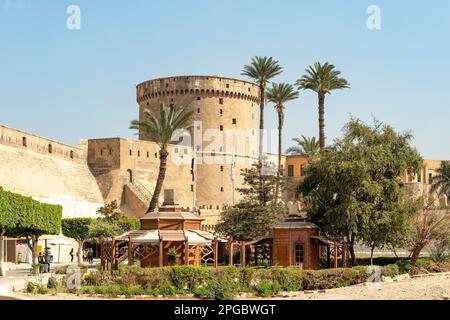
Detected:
left=159, top=230, right=186, bottom=242
left=185, top=230, right=212, bottom=245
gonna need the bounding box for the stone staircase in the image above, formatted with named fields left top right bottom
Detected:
left=126, top=181, right=152, bottom=204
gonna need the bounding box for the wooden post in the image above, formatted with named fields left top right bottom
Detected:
left=111, top=237, right=116, bottom=273
left=158, top=239, right=164, bottom=267
left=184, top=240, right=189, bottom=265
left=333, top=242, right=338, bottom=269
left=326, top=245, right=331, bottom=268
left=240, top=241, right=246, bottom=267
left=213, top=238, right=218, bottom=270
left=128, top=237, right=133, bottom=266
left=342, top=243, right=347, bottom=268
left=229, top=241, right=233, bottom=266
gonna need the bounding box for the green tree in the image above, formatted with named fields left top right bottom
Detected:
left=266, top=83, right=299, bottom=202
left=61, top=218, right=94, bottom=264
left=130, top=104, right=193, bottom=213
left=242, top=56, right=283, bottom=161
left=298, top=118, right=422, bottom=264
left=216, top=164, right=287, bottom=242
left=296, top=62, right=350, bottom=148
left=286, top=135, right=320, bottom=156
left=0, top=188, right=62, bottom=273
left=429, top=161, right=450, bottom=199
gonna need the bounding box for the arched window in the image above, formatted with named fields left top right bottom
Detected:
left=70, top=150, right=74, bottom=159
left=127, top=169, right=133, bottom=183
left=22, top=137, right=27, bottom=147
left=48, top=144, right=52, bottom=153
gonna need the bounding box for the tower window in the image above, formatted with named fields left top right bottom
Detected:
left=70, top=150, right=74, bottom=159
left=220, top=166, right=224, bottom=172
left=129, top=150, right=132, bottom=156
left=220, top=187, right=224, bottom=192
left=219, top=109, right=223, bottom=116
left=232, top=118, right=237, bottom=125
left=155, top=152, right=158, bottom=158
left=220, top=125, right=223, bottom=131
left=138, top=150, right=140, bottom=157
left=22, top=137, right=27, bottom=147
left=147, top=151, right=149, bottom=158
left=48, top=144, right=52, bottom=154
left=100, top=149, right=103, bottom=156
left=219, top=98, right=224, bottom=104
left=197, top=108, right=200, bottom=113
left=197, top=97, right=201, bottom=100
left=191, top=184, right=194, bottom=192
left=226, top=84, right=229, bottom=88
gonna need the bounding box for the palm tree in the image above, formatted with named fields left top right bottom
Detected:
left=430, top=161, right=450, bottom=199
left=286, top=135, right=319, bottom=156
left=130, top=104, right=193, bottom=213
left=296, top=62, right=350, bottom=148
left=242, top=56, right=283, bottom=160
left=267, top=83, right=299, bottom=202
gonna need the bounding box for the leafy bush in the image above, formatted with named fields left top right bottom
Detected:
left=272, top=268, right=303, bottom=291
left=193, top=279, right=234, bottom=300
left=26, top=282, right=36, bottom=294
left=36, top=284, right=49, bottom=294
left=167, top=248, right=178, bottom=266
left=394, top=259, right=411, bottom=273
left=256, top=280, right=281, bottom=297
left=169, top=265, right=212, bottom=291
left=381, top=264, right=400, bottom=277
left=158, top=281, right=178, bottom=296
left=47, top=277, right=57, bottom=289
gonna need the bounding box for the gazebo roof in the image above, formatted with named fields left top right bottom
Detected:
left=114, top=229, right=222, bottom=245
left=273, top=221, right=319, bottom=229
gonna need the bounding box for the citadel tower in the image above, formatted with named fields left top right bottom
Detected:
left=136, top=76, right=260, bottom=208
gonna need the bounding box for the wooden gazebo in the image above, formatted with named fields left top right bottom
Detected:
left=100, top=193, right=223, bottom=271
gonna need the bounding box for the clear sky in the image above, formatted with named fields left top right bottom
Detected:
left=1, top=0, right=449, bottom=159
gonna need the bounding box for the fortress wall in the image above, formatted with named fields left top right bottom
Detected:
left=0, top=127, right=104, bottom=218
left=88, top=138, right=193, bottom=215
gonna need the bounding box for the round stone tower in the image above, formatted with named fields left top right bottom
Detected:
left=136, top=75, right=260, bottom=209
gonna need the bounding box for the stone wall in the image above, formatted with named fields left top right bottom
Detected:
left=0, top=125, right=104, bottom=219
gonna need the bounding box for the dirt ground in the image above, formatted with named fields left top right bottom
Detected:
left=265, top=273, right=450, bottom=300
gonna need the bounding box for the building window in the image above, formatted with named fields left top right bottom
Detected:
left=175, top=148, right=179, bottom=154
left=100, top=149, right=103, bottom=156
left=197, top=108, right=200, bottom=113
left=288, top=165, right=294, bottom=177
left=219, top=98, right=224, bottom=104
left=127, top=169, right=133, bottom=183
left=300, top=164, right=306, bottom=176
left=232, top=118, right=237, bottom=125
left=22, top=137, right=27, bottom=147
left=48, top=144, right=52, bottom=154
left=295, top=244, right=304, bottom=264
left=147, top=151, right=149, bottom=158
left=220, top=125, right=223, bottom=131
left=191, top=184, right=194, bottom=192
left=220, top=166, right=224, bottom=172
left=196, top=145, right=200, bottom=151
left=219, top=109, right=223, bottom=116
left=129, top=150, right=132, bottom=156
left=137, top=150, right=140, bottom=157
left=226, top=84, right=229, bottom=88
left=184, top=148, right=188, bottom=155
left=197, top=97, right=201, bottom=100
left=429, top=173, right=433, bottom=184
left=70, top=150, right=74, bottom=159
left=220, top=187, right=224, bottom=192
left=155, top=152, right=158, bottom=158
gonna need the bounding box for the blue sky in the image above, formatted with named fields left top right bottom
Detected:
left=0, top=0, right=449, bottom=159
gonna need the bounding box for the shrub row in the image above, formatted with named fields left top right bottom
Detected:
left=81, top=263, right=400, bottom=299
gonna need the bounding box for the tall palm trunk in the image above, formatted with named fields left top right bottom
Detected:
left=148, top=149, right=169, bottom=212
left=258, top=82, right=266, bottom=161
left=274, top=108, right=284, bottom=203
left=318, top=92, right=326, bottom=148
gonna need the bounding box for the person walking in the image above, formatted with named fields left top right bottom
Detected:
left=88, top=247, right=94, bottom=265
left=69, top=248, right=74, bottom=263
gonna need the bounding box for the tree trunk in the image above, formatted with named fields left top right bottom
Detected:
left=259, top=83, right=266, bottom=161
left=77, top=240, right=84, bottom=265
left=410, top=243, right=426, bottom=266
left=258, top=83, right=266, bottom=205
left=0, top=230, right=6, bottom=277
left=274, top=108, right=284, bottom=203
left=148, top=149, right=169, bottom=212
left=318, top=93, right=326, bottom=148
left=348, top=234, right=357, bottom=265
left=31, top=235, right=39, bottom=274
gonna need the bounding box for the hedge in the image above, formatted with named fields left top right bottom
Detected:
left=0, top=187, right=62, bottom=236
left=81, top=264, right=401, bottom=299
